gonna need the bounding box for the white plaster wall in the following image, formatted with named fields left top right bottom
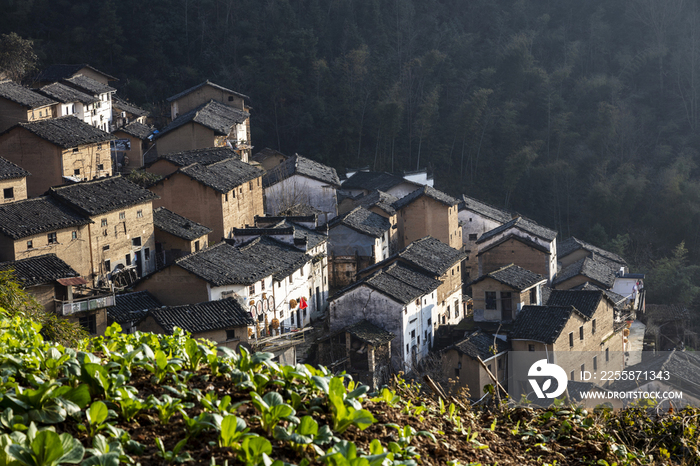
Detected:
left=458, top=210, right=503, bottom=246
left=328, top=224, right=377, bottom=257
left=265, top=175, right=337, bottom=224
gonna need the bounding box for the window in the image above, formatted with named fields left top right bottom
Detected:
left=249, top=181, right=253, bottom=190
left=593, top=356, right=598, bottom=371
left=485, top=292, right=497, bottom=310
left=74, top=169, right=80, bottom=175
left=487, top=364, right=492, bottom=373
left=104, top=260, right=111, bottom=272
left=289, top=275, right=292, bottom=283
left=528, top=344, right=535, bottom=352
left=468, top=233, right=477, bottom=241
left=451, top=268, right=454, bottom=275
left=277, top=281, right=281, bottom=288
left=137, top=210, right=143, bottom=218
left=248, top=284, right=255, bottom=295
left=406, top=344, right=409, bottom=353
left=605, top=347, right=609, bottom=362
left=411, top=329, right=415, bottom=339
left=569, top=332, right=574, bottom=348
left=71, top=231, right=77, bottom=240
left=226, top=329, right=236, bottom=340
left=592, top=319, right=597, bottom=335
left=79, top=314, right=97, bottom=334
left=261, top=279, right=265, bottom=291
left=447, top=305, right=450, bottom=318
left=225, top=194, right=228, bottom=202
left=48, top=232, right=57, bottom=244
left=101, top=218, right=107, bottom=227
left=194, top=240, right=200, bottom=252
left=570, top=371, right=575, bottom=381
left=427, top=318, right=431, bottom=327
left=498, top=358, right=503, bottom=370
left=3, top=187, right=13, bottom=199
left=144, top=248, right=150, bottom=260
left=97, top=164, right=104, bottom=171
left=26, top=240, right=32, bottom=249
left=97, top=144, right=102, bottom=150
left=125, top=254, right=131, bottom=266
left=530, top=288, right=537, bottom=304
left=454, top=368, right=460, bottom=377
left=415, top=298, right=420, bottom=306
left=119, top=212, right=125, bottom=220
left=579, top=325, right=584, bottom=341
left=39, top=110, right=42, bottom=117
left=132, top=237, right=141, bottom=247
left=102, top=245, right=110, bottom=252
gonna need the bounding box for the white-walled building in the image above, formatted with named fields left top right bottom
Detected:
left=37, top=82, right=101, bottom=127
left=62, top=75, right=115, bottom=132
left=340, top=170, right=421, bottom=199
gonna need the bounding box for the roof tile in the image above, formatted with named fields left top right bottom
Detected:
left=153, top=207, right=211, bottom=241
left=49, top=176, right=158, bottom=216
left=0, top=196, right=91, bottom=239
left=7, top=116, right=114, bottom=149
left=0, top=254, right=79, bottom=286
left=146, top=297, right=254, bottom=335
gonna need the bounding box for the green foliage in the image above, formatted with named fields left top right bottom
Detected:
left=648, top=242, right=700, bottom=305
left=124, top=170, right=162, bottom=189
left=0, top=33, right=36, bottom=83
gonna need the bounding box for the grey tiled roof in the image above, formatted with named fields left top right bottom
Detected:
left=158, top=100, right=249, bottom=137
left=35, top=64, right=117, bottom=83
left=9, top=116, right=114, bottom=149
left=510, top=305, right=586, bottom=343
left=37, top=82, right=97, bottom=104
left=342, top=171, right=415, bottom=192
left=63, top=75, right=116, bottom=95
left=146, top=297, right=254, bottom=335
left=571, top=282, right=627, bottom=305
left=116, top=122, right=153, bottom=140
left=166, top=80, right=249, bottom=102
left=153, top=147, right=239, bottom=168
left=177, top=237, right=311, bottom=286
left=448, top=329, right=510, bottom=360
left=546, top=289, right=605, bottom=319
left=0, top=81, right=56, bottom=108
left=553, top=255, right=616, bottom=288
left=0, top=254, right=79, bottom=287
left=354, top=190, right=398, bottom=215
left=0, top=196, right=91, bottom=239
left=153, top=207, right=211, bottom=241
left=177, top=158, right=264, bottom=194
left=558, top=237, right=627, bottom=266
left=540, top=285, right=553, bottom=304
left=108, top=291, right=162, bottom=325
left=470, top=264, right=545, bottom=291
left=263, top=154, right=340, bottom=187
left=0, top=156, right=29, bottom=181
left=396, top=236, right=465, bottom=276
left=392, top=185, right=459, bottom=210
left=49, top=176, right=158, bottom=216
left=459, top=194, right=512, bottom=223
left=269, top=220, right=327, bottom=250
left=346, top=320, right=395, bottom=346
left=328, top=207, right=390, bottom=238
left=477, top=216, right=557, bottom=244
left=112, top=97, right=148, bottom=117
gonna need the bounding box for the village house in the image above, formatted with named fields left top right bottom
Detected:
left=168, top=80, right=248, bottom=119
left=327, top=207, right=392, bottom=288
left=112, top=122, right=154, bottom=173
left=61, top=75, right=115, bottom=132
left=340, top=170, right=421, bottom=199
left=441, top=329, right=510, bottom=400
left=476, top=216, right=558, bottom=283
left=552, top=255, right=617, bottom=290
left=0, top=196, right=92, bottom=277
left=317, top=320, right=394, bottom=389
left=392, top=185, right=461, bottom=250
left=48, top=176, right=158, bottom=286
left=251, top=147, right=288, bottom=170
left=263, top=154, right=341, bottom=224
left=149, top=157, right=264, bottom=241
left=458, top=194, right=512, bottom=281
left=0, top=254, right=113, bottom=335
left=36, top=82, right=101, bottom=127
left=33, top=64, right=118, bottom=88
left=137, top=298, right=254, bottom=350
left=111, top=97, right=148, bottom=129
left=107, top=290, right=162, bottom=334
left=570, top=282, right=632, bottom=322
left=0, top=116, right=114, bottom=197
left=145, top=147, right=240, bottom=178
left=469, top=264, right=547, bottom=322
left=558, top=237, right=627, bottom=270
left=342, top=190, right=400, bottom=253
left=152, top=206, right=211, bottom=267
left=358, top=236, right=466, bottom=327
left=0, top=80, right=56, bottom=132
left=156, top=100, right=250, bottom=157
left=328, top=261, right=442, bottom=373
left=0, top=156, right=29, bottom=204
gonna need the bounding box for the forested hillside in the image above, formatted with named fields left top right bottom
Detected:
left=3, top=0, right=700, bottom=294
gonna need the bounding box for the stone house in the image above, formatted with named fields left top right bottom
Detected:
left=340, top=171, right=421, bottom=199
left=317, top=320, right=394, bottom=389
left=152, top=207, right=211, bottom=267
left=552, top=255, right=616, bottom=290
left=107, top=290, right=162, bottom=334
left=36, top=82, right=101, bottom=127
left=61, top=75, right=115, bottom=132
left=33, top=64, right=118, bottom=88
left=156, top=100, right=250, bottom=157
left=0, top=80, right=56, bottom=132
left=145, top=147, right=240, bottom=178
left=557, top=237, right=627, bottom=270
left=358, top=236, right=466, bottom=328
left=0, top=196, right=92, bottom=277
left=469, top=264, right=547, bottom=322
left=348, top=190, right=400, bottom=253
left=251, top=147, right=288, bottom=170
left=476, top=216, right=558, bottom=283
left=0, top=254, right=112, bottom=335
left=111, top=97, right=148, bottom=129
left=48, top=176, right=158, bottom=286
left=0, top=156, right=29, bottom=204
left=392, top=185, right=462, bottom=250
left=327, top=207, right=392, bottom=288
left=137, top=298, right=254, bottom=349
left=112, top=122, right=154, bottom=173
left=0, top=116, right=114, bottom=197
left=441, top=329, right=510, bottom=400
left=149, top=157, right=264, bottom=241
left=263, top=154, right=341, bottom=224
left=167, top=80, right=248, bottom=119
left=328, top=261, right=442, bottom=373
left=458, top=194, right=512, bottom=281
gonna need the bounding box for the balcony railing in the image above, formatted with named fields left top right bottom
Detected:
left=56, top=294, right=116, bottom=316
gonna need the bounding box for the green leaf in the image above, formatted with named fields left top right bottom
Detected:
left=57, top=434, right=85, bottom=464
left=87, top=401, right=108, bottom=427
left=31, top=431, right=63, bottom=466
left=297, top=416, right=318, bottom=436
